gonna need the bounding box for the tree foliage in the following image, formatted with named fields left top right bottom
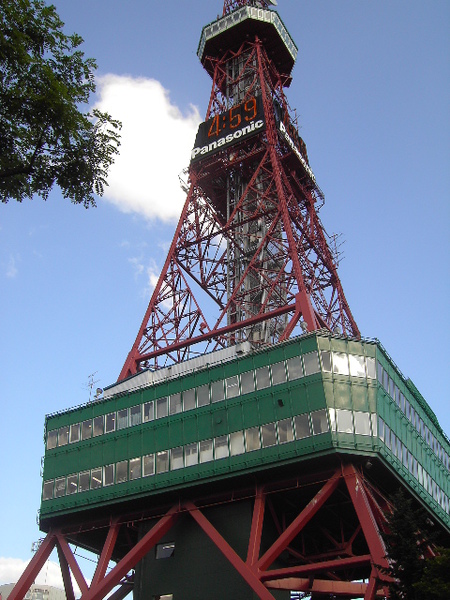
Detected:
left=414, top=547, right=450, bottom=599
left=382, top=489, right=449, bottom=600
left=0, top=0, right=121, bottom=206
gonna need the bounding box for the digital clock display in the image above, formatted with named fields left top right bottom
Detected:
left=191, top=95, right=265, bottom=163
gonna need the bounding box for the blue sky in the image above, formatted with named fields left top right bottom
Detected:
left=1, top=0, right=449, bottom=588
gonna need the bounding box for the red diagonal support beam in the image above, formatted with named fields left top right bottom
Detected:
left=246, top=486, right=266, bottom=566
left=106, top=574, right=134, bottom=600
left=56, top=533, right=89, bottom=597
left=343, top=465, right=388, bottom=571
left=56, top=544, right=76, bottom=600
left=8, top=533, right=57, bottom=600
left=91, top=518, right=121, bottom=587
left=256, top=468, right=341, bottom=572
left=185, top=501, right=276, bottom=600
left=81, top=506, right=179, bottom=600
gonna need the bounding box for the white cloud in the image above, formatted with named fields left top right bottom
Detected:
left=94, top=75, right=201, bottom=222
left=0, top=557, right=27, bottom=585
left=147, top=259, right=161, bottom=294
left=0, top=557, right=67, bottom=591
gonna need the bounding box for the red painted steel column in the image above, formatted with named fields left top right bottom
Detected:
left=56, top=533, right=89, bottom=597
left=343, top=465, right=388, bottom=568
left=364, top=568, right=379, bottom=600
left=91, top=518, right=121, bottom=587
left=343, top=464, right=390, bottom=597
left=56, top=544, right=76, bottom=600
left=8, top=533, right=57, bottom=600
left=246, top=486, right=266, bottom=566
left=256, top=41, right=318, bottom=335
left=118, top=180, right=196, bottom=379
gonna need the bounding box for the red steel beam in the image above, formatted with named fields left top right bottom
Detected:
left=246, top=486, right=266, bottom=566
left=56, top=533, right=89, bottom=597
left=107, top=580, right=134, bottom=600
left=343, top=465, right=388, bottom=572
left=256, top=41, right=318, bottom=335
left=259, top=554, right=372, bottom=582
left=8, top=533, right=57, bottom=600
left=364, top=568, right=380, bottom=600
left=265, top=577, right=370, bottom=597
left=91, top=518, right=121, bottom=587
left=136, top=302, right=295, bottom=363
left=185, top=501, right=276, bottom=600
left=256, top=468, right=341, bottom=572
left=56, top=544, right=76, bottom=600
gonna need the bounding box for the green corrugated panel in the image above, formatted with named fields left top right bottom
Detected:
left=305, top=380, right=327, bottom=411
left=332, top=381, right=352, bottom=409
left=351, top=382, right=369, bottom=411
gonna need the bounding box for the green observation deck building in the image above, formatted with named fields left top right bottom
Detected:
left=38, top=333, right=450, bottom=599
left=41, top=333, right=449, bottom=532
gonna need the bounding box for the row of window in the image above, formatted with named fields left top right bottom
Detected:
left=43, top=408, right=335, bottom=501
left=379, top=417, right=449, bottom=515
left=329, top=408, right=377, bottom=437
left=46, top=350, right=377, bottom=451
left=378, top=364, right=449, bottom=471
left=42, top=407, right=382, bottom=502
left=321, top=351, right=376, bottom=379
left=44, top=405, right=448, bottom=514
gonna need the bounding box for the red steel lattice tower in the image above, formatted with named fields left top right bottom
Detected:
left=11, top=4, right=448, bottom=600
left=119, top=0, right=359, bottom=381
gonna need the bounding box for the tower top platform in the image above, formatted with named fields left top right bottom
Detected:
left=198, top=6, right=297, bottom=80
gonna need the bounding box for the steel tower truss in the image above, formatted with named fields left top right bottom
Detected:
left=120, top=32, right=359, bottom=380
left=9, top=5, right=445, bottom=600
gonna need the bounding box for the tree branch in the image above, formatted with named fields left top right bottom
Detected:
left=0, top=125, right=48, bottom=180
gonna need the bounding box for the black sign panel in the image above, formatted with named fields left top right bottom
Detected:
left=191, top=95, right=265, bottom=163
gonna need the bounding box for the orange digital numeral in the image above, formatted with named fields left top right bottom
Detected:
left=244, top=97, right=257, bottom=121
left=229, top=105, right=241, bottom=129
left=208, top=115, right=220, bottom=138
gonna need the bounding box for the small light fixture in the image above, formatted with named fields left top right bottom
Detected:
left=277, top=399, right=284, bottom=407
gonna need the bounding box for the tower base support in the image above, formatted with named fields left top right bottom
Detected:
left=10, top=461, right=391, bottom=600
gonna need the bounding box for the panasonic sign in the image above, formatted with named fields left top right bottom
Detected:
left=279, top=121, right=316, bottom=184
left=191, top=120, right=265, bottom=162
left=191, top=96, right=265, bottom=163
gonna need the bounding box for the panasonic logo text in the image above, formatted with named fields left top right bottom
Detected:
left=279, top=121, right=316, bottom=183
left=191, top=119, right=264, bottom=162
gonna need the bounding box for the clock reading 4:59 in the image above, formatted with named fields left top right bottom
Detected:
left=207, top=96, right=260, bottom=139
left=191, top=95, right=265, bottom=163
